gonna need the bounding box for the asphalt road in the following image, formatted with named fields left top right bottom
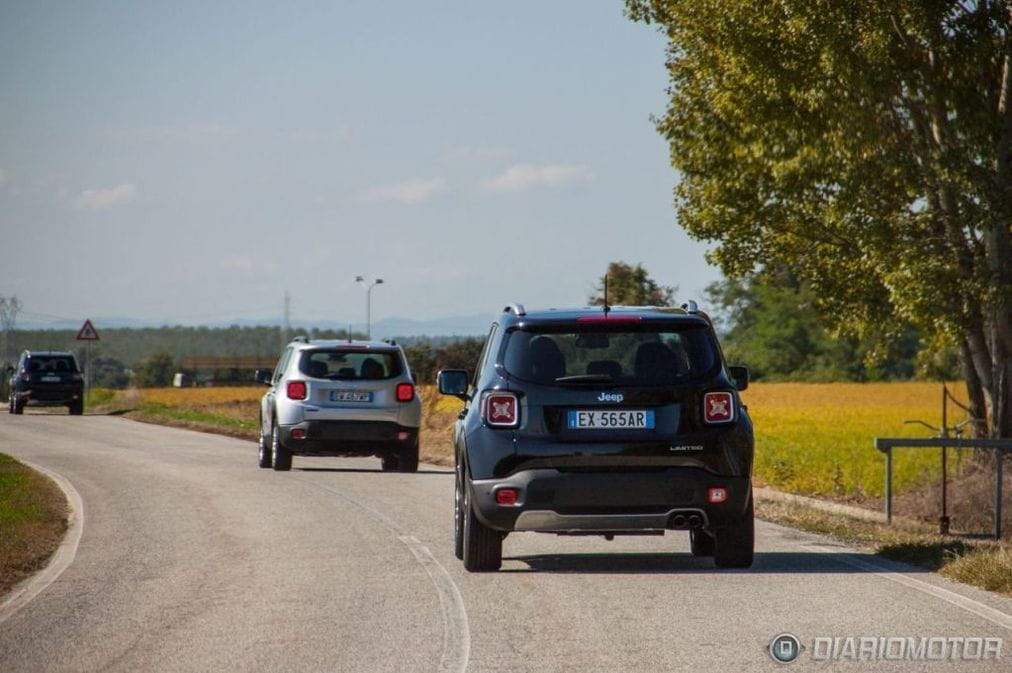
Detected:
left=1, top=414, right=1011, bottom=673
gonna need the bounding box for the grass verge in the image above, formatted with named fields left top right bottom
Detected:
left=756, top=498, right=1012, bottom=596
left=0, top=454, right=68, bottom=597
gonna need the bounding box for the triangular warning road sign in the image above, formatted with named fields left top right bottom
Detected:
left=76, top=319, right=100, bottom=341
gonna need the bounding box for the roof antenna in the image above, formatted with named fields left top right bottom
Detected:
left=348, top=323, right=353, bottom=343
left=603, top=274, right=610, bottom=316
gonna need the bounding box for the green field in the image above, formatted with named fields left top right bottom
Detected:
left=0, top=454, right=67, bottom=595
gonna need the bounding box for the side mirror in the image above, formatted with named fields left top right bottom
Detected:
left=254, top=369, right=274, bottom=386
left=728, top=365, right=749, bottom=391
left=437, top=369, right=470, bottom=400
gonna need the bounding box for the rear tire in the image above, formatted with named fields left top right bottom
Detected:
left=13, top=399, right=24, bottom=415
left=690, top=528, right=715, bottom=557
left=453, top=469, right=464, bottom=560
left=258, top=419, right=273, bottom=469
left=397, top=440, right=419, bottom=473
left=713, top=493, right=754, bottom=569
left=69, top=402, right=83, bottom=416
left=271, top=424, right=292, bottom=471
left=462, top=482, right=502, bottom=572
left=380, top=455, right=399, bottom=471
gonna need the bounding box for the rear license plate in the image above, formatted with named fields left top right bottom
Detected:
left=567, top=409, right=655, bottom=429
left=41, top=376, right=60, bottom=382
left=329, top=390, right=372, bottom=402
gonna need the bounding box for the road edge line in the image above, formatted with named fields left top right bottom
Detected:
left=0, top=460, right=84, bottom=625
left=801, top=543, right=1012, bottom=631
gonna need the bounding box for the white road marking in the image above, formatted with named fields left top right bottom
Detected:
left=803, top=543, right=1012, bottom=631
left=400, top=536, right=471, bottom=673
left=294, top=476, right=471, bottom=673
left=0, top=460, right=84, bottom=625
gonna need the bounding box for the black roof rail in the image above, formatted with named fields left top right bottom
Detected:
left=292, top=335, right=309, bottom=343
left=382, top=338, right=397, bottom=346
left=681, top=300, right=699, bottom=314
left=503, top=303, right=527, bottom=316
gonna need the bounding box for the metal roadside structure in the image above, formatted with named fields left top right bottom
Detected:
left=875, top=437, right=1012, bottom=540
left=76, top=319, right=100, bottom=405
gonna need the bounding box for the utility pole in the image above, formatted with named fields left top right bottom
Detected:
left=354, top=276, right=384, bottom=340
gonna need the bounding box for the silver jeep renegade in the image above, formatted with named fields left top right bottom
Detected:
left=256, top=338, right=422, bottom=472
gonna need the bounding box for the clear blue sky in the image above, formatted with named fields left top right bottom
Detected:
left=0, top=0, right=721, bottom=327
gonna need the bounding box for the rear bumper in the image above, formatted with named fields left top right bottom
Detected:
left=16, top=385, right=83, bottom=406
left=280, top=420, right=418, bottom=456
left=469, top=468, right=750, bottom=533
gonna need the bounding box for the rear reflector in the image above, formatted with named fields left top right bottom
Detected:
left=396, top=383, right=415, bottom=402
left=495, top=488, right=519, bottom=505
left=707, top=487, right=728, bottom=504
left=703, top=391, right=734, bottom=424
left=397, top=431, right=409, bottom=441
left=291, top=428, right=306, bottom=440
left=483, top=391, right=519, bottom=427
left=287, top=381, right=307, bottom=400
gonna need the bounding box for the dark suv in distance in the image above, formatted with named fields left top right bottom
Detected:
left=438, top=303, right=753, bottom=572
left=8, top=350, right=86, bottom=415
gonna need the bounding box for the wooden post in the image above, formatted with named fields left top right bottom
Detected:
left=996, top=448, right=1005, bottom=541
left=885, top=447, right=893, bottom=525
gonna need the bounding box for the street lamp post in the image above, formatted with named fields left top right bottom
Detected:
left=354, top=276, right=384, bottom=340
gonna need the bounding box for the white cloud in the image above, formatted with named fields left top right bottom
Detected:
left=482, top=163, right=594, bottom=192
left=0, top=168, right=8, bottom=186
left=74, top=183, right=136, bottom=210
left=363, top=178, right=448, bottom=205
left=443, top=145, right=515, bottom=161
left=218, top=255, right=266, bottom=273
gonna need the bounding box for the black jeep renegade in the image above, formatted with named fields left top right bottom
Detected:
left=438, top=303, right=754, bottom=572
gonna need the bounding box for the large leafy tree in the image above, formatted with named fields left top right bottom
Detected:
left=627, top=0, right=1012, bottom=436
left=706, top=271, right=923, bottom=381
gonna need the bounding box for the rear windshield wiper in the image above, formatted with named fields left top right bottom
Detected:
left=553, top=374, right=615, bottom=385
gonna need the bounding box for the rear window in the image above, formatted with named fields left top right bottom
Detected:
left=27, top=355, right=79, bottom=373
left=502, top=325, right=719, bottom=386
left=298, top=349, right=403, bottom=380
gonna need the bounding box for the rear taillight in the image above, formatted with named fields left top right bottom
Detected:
left=703, top=391, right=734, bottom=424
left=20, top=372, right=29, bottom=382
left=287, top=381, right=307, bottom=400
left=71, top=373, right=83, bottom=382
left=396, top=383, right=415, bottom=402
left=707, top=487, right=728, bottom=504
left=482, top=391, right=519, bottom=428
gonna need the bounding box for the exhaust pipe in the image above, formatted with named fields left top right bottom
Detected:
left=687, top=514, right=702, bottom=528
left=671, top=514, right=687, bottom=528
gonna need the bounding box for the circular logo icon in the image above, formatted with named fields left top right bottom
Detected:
left=769, top=633, right=803, bottom=664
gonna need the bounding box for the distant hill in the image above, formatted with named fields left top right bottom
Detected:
left=17, top=313, right=494, bottom=337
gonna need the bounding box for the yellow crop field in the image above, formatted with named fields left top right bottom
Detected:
left=116, top=381, right=969, bottom=497
left=139, top=386, right=263, bottom=407
left=132, top=386, right=263, bottom=432
left=743, top=382, right=970, bottom=497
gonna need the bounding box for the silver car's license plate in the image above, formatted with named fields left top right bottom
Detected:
left=330, top=390, right=372, bottom=402
left=567, top=409, right=655, bottom=429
